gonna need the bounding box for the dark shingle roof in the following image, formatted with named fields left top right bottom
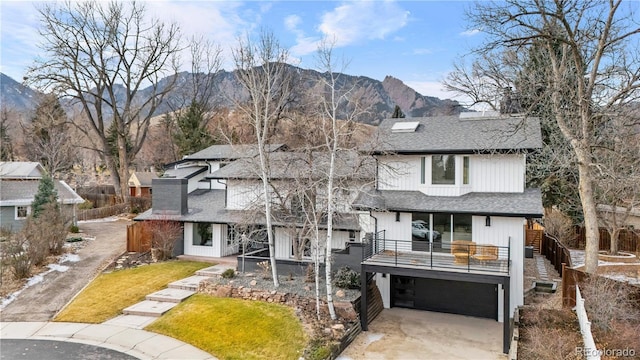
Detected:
left=135, top=189, right=360, bottom=230
left=162, top=166, right=207, bottom=179
left=353, top=188, right=543, bottom=217
left=207, top=151, right=376, bottom=181
left=183, top=144, right=286, bottom=161
left=373, top=115, right=542, bottom=153
left=0, top=179, right=85, bottom=205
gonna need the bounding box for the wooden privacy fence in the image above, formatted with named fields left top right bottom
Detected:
left=541, top=234, right=572, bottom=276
left=574, top=227, right=639, bottom=253
left=525, top=228, right=543, bottom=252
left=127, top=222, right=151, bottom=253
left=77, top=203, right=128, bottom=221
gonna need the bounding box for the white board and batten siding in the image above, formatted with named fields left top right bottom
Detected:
left=226, top=181, right=262, bottom=210
left=374, top=211, right=413, bottom=252
left=377, top=154, right=525, bottom=195
left=472, top=215, right=526, bottom=318
left=183, top=223, right=238, bottom=258
left=471, top=154, right=525, bottom=193
left=274, top=227, right=352, bottom=261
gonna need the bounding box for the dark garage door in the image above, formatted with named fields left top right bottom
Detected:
left=391, top=276, right=498, bottom=320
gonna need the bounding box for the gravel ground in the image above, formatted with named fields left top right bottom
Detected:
left=523, top=252, right=563, bottom=309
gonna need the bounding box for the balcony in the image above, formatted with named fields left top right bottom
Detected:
left=362, top=231, right=510, bottom=275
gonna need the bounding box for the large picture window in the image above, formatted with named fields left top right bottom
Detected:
left=432, top=155, right=456, bottom=185
left=193, top=223, right=213, bottom=246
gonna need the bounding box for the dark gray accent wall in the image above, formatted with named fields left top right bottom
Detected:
left=152, top=178, right=188, bottom=215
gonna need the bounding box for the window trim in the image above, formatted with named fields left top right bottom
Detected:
left=15, top=205, right=30, bottom=220
left=463, top=156, right=470, bottom=185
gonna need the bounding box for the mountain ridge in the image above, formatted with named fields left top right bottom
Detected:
left=0, top=66, right=463, bottom=124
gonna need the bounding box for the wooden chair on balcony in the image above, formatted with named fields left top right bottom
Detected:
left=473, top=245, right=499, bottom=264
left=451, top=240, right=476, bottom=264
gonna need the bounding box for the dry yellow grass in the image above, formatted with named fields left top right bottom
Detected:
left=146, top=294, right=307, bottom=360
left=54, top=261, right=211, bottom=323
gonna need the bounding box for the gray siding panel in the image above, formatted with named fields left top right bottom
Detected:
left=1, top=206, right=24, bottom=233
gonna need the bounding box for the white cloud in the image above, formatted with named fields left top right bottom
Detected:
left=318, top=1, right=410, bottom=48
left=460, top=29, right=481, bottom=37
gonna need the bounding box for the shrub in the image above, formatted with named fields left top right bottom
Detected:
left=543, top=211, right=575, bottom=247
left=144, top=218, right=182, bottom=261
left=257, top=260, right=271, bottom=279
left=77, top=200, right=94, bottom=210
left=333, top=266, right=360, bottom=289
left=66, top=237, right=83, bottom=243
left=69, top=225, right=80, bottom=233
left=5, top=233, right=33, bottom=279
left=221, top=268, right=235, bottom=278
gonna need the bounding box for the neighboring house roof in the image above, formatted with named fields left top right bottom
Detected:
left=0, top=162, right=46, bottom=179
left=372, top=115, right=542, bottom=154
left=353, top=188, right=544, bottom=217
left=207, top=151, right=376, bottom=181
left=0, top=179, right=85, bottom=206
left=162, top=166, right=207, bottom=179
left=128, top=172, right=158, bottom=187
left=135, top=189, right=360, bottom=230
left=182, top=144, right=287, bottom=161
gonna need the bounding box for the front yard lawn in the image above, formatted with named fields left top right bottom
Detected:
left=54, top=261, right=211, bottom=323
left=146, top=294, right=307, bottom=360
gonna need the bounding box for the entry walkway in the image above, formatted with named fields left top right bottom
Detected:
left=1, top=263, right=235, bottom=360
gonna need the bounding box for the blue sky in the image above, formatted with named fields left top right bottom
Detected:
left=0, top=1, right=484, bottom=100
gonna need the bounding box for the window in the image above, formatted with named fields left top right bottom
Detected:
left=348, top=230, right=358, bottom=242
left=15, top=206, right=29, bottom=219
left=432, top=155, right=455, bottom=185
left=463, top=156, right=470, bottom=185
left=420, top=157, right=426, bottom=184
left=193, top=223, right=213, bottom=246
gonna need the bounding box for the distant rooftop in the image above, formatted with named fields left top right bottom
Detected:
left=183, top=144, right=286, bottom=161
left=0, top=162, right=45, bottom=179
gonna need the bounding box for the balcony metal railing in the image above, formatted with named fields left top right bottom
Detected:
left=363, top=231, right=510, bottom=275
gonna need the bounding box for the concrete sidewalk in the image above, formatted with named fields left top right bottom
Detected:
left=0, top=321, right=216, bottom=360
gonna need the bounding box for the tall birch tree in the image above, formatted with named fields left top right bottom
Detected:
left=232, top=31, right=295, bottom=287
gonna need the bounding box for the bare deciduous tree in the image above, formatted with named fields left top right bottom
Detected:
left=232, top=30, right=296, bottom=287
left=446, top=0, right=640, bottom=273
left=27, top=0, right=181, bottom=202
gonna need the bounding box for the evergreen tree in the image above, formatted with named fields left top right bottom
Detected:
left=32, top=174, right=59, bottom=218
left=172, top=100, right=215, bottom=157
left=391, top=105, right=405, bottom=118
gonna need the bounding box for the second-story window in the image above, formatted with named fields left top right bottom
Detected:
left=432, top=155, right=455, bottom=185
left=420, top=157, right=426, bottom=184
left=463, top=156, right=470, bottom=185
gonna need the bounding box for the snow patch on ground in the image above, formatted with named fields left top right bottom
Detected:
left=48, top=264, right=69, bottom=272
left=60, top=253, right=81, bottom=263
left=1, top=250, right=80, bottom=310
left=569, top=249, right=640, bottom=285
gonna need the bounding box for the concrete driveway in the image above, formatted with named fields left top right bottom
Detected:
left=0, top=219, right=129, bottom=321
left=339, top=308, right=506, bottom=360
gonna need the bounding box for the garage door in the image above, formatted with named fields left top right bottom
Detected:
left=391, top=276, right=498, bottom=320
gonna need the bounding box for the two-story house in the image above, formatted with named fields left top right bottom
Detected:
left=136, top=145, right=373, bottom=273
left=353, top=113, right=543, bottom=354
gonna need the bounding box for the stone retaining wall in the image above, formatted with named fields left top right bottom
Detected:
left=198, top=279, right=362, bottom=355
